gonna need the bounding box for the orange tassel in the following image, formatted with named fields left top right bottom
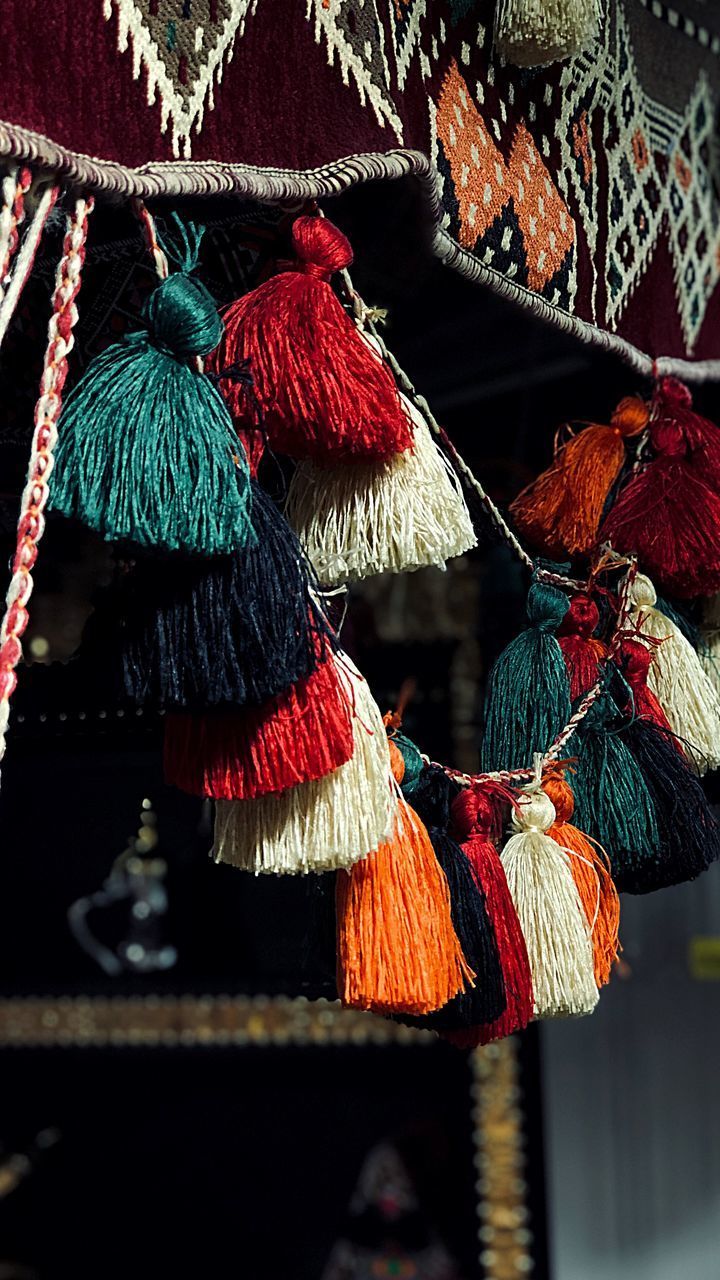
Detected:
left=510, top=396, right=649, bottom=557
left=336, top=797, right=475, bottom=1016
left=543, top=774, right=620, bottom=988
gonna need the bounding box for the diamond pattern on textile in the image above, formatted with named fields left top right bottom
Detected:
left=103, top=0, right=257, bottom=158
left=309, top=0, right=403, bottom=139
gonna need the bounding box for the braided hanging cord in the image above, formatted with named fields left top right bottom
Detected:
left=0, top=165, right=32, bottom=300
left=0, top=195, right=94, bottom=769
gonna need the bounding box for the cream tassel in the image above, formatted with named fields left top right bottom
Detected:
left=212, top=655, right=397, bottom=874
left=699, top=592, right=720, bottom=698
left=494, top=0, right=603, bottom=67
left=285, top=337, right=476, bottom=587
left=501, top=790, right=598, bottom=1018
left=626, top=573, right=720, bottom=775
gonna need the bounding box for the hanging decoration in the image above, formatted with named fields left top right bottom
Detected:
left=1, top=177, right=719, bottom=1054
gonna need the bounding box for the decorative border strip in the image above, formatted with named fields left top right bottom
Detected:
left=2, top=121, right=717, bottom=381
left=0, top=996, right=533, bottom=1276
left=636, top=0, right=720, bottom=55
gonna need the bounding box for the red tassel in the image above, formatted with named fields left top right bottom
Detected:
left=442, top=783, right=534, bottom=1048
left=600, top=410, right=720, bottom=598
left=209, top=216, right=414, bottom=463
left=510, top=396, right=648, bottom=558
left=557, top=593, right=608, bottom=699
left=163, top=652, right=354, bottom=800
left=618, top=637, right=685, bottom=761
left=652, top=376, right=720, bottom=486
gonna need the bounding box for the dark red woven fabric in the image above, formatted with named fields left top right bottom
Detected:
left=0, top=2, right=719, bottom=367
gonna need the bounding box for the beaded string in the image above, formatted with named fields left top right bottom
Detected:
left=0, top=196, right=94, bottom=769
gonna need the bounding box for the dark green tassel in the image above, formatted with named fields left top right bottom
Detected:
left=574, top=692, right=659, bottom=882
left=481, top=575, right=571, bottom=771
left=50, top=218, right=252, bottom=556
left=82, top=481, right=331, bottom=711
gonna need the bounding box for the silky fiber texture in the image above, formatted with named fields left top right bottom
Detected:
left=494, top=0, right=602, bottom=66
left=619, top=716, right=720, bottom=894
left=336, top=798, right=475, bottom=1016
left=394, top=829, right=507, bottom=1032
left=285, top=372, right=476, bottom=586
left=481, top=578, right=571, bottom=771
left=212, top=657, right=396, bottom=874
left=50, top=270, right=252, bottom=556
left=544, top=775, right=619, bottom=987
left=627, top=575, right=720, bottom=774
left=501, top=791, right=598, bottom=1018
left=510, top=397, right=647, bottom=558
left=574, top=692, right=660, bottom=882
left=163, top=650, right=354, bottom=800
left=110, top=481, right=326, bottom=710
left=211, top=217, right=414, bottom=463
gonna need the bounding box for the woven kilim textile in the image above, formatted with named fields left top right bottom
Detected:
left=1, top=1, right=720, bottom=374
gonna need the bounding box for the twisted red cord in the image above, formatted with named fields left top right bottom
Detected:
left=0, top=166, right=33, bottom=296
left=0, top=195, right=94, bottom=765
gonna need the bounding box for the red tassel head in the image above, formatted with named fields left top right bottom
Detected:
left=557, top=593, right=607, bottom=699
left=209, top=216, right=414, bottom=464
left=619, top=637, right=676, bottom=737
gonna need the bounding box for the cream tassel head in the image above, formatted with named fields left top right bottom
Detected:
left=626, top=573, right=720, bottom=775
left=501, top=789, right=598, bottom=1018
left=285, top=341, right=476, bottom=587
left=494, top=0, right=603, bottom=68
left=212, top=655, right=397, bottom=874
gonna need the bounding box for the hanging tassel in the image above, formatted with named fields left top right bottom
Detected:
left=481, top=573, right=572, bottom=771
left=443, top=784, right=534, bottom=1047
left=210, top=215, right=414, bottom=464
left=50, top=217, right=252, bottom=555
left=392, top=827, right=507, bottom=1032
left=401, top=762, right=461, bottom=830
left=500, top=789, right=598, bottom=1017
left=557, top=593, right=607, bottom=699
left=574, top=690, right=660, bottom=884
left=542, top=774, right=619, bottom=987
left=494, top=0, right=603, bottom=67
left=336, top=796, right=475, bottom=1015
left=619, top=637, right=676, bottom=737
left=616, top=711, right=720, bottom=894
left=651, top=376, right=720, bottom=488
left=101, top=480, right=328, bottom=711
left=213, top=656, right=396, bottom=873
left=699, top=592, right=720, bottom=697
left=285, top=366, right=476, bottom=585
left=600, top=412, right=720, bottom=599
left=625, top=573, right=720, bottom=774
left=510, top=396, right=648, bottom=558
left=163, top=649, right=354, bottom=800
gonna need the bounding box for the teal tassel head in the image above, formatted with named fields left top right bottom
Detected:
left=481, top=572, right=572, bottom=771
left=50, top=216, right=252, bottom=557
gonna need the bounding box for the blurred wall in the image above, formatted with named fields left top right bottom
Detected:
left=542, top=862, right=720, bottom=1280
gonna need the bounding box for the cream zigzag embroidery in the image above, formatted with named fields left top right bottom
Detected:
left=103, top=0, right=258, bottom=159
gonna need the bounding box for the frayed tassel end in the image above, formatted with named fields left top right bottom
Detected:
left=495, top=0, right=603, bottom=68
left=212, top=657, right=396, bottom=873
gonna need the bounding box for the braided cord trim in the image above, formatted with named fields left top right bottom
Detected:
left=0, top=195, right=94, bottom=766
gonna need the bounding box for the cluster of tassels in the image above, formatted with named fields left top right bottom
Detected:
left=34, top=191, right=720, bottom=1052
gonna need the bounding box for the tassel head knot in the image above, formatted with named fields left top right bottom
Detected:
left=512, top=790, right=556, bottom=833
left=654, top=376, right=693, bottom=413
left=560, top=593, right=600, bottom=639
left=621, top=637, right=652, bottom=688
left=291, top=216, right=353, bottom=280
left=541, top=774, right=574, bottom=823
left=451, top=786, right=497, bottom=839
left=611, top=395, right=650, bottom=438
left=527, top=580, right=570, bottom=631
left=143, top=273, right=223, bottom=359
left=628, top=573, right=658, bottom=609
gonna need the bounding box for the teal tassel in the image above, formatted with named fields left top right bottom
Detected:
left=50, top=217, right=252, bottom=556
left=574, top=692, right=659, bottom=881
left=392, top=730, right=425, bottom=788
left=481, top=575, right=571, bottom=770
